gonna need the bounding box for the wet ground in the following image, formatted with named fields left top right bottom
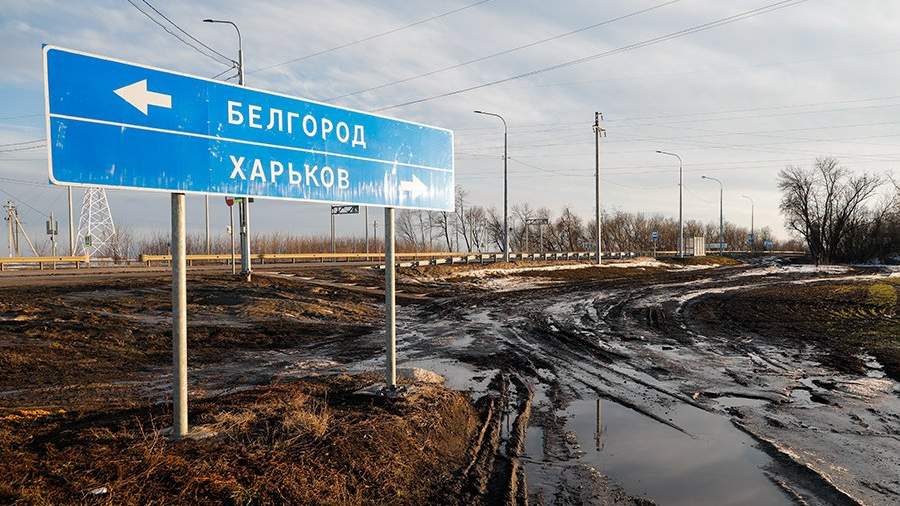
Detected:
left=382, top=261, right=900, bottom=505
left=2, top=258, right=898, bottom=504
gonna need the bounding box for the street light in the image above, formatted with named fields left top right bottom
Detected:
left=474, top=110, right=509, bottom=262
left=656, top=150, right=684, bottom=257
left=741, top=195, right=754, bottom=252
left=204, top=18, right=250, bottom=278
left=701, top=176, right=724, bottom=254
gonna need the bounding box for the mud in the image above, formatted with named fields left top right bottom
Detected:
left=387, top=259, right=900, bottom=505
left=2, top=258, right=899, bottom=504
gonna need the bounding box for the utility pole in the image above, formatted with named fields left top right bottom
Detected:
left=474, top=110, right=509, bottom=262
left=702, top=176, right=724, bottom=254
left=742, top=195, right=754, bottom=252
left=525, top=218, right=548, bottom=257
left=593, top=112, right=606, bottom=265
left=204, top=18, right=250, bottom=280
left=656, top=150, right=684, bottom=257
left=4, top=201, right=16, bottom=257
left=373, top=219, right=378, bottom=253
left=4, top=201, right=38, bottom=257
left=47, top=212, right=59, bottom=256
left=364, top=206, right=369, bottom=256
left=67, top=186, right=74, bottom=255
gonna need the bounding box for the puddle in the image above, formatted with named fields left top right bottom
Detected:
left=527, top=396, right=793, bottom=506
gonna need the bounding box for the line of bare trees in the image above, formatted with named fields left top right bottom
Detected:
left=396, top=186, right=789, bottom=254
left=779, top=157, right=900, bottom=264
left=107, top=184, right=802, bottom=258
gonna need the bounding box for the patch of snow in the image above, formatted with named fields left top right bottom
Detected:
left=730, top=264, right=850, bottom=279
left=450, top=257, right=698, bottom=280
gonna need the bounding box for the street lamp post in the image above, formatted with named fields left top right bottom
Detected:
left=701, top=176, right=724, bottom=254
left=741, top=195, right=754, bottom=252
left=473, top=110, right=509, bottom=262
left=656, top=150, right=684, bottom=257
left=204, top=18, right=250, bottom=279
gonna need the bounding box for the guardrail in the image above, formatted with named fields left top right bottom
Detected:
left=137, top=250, right=647, bottom=267
left=0, top=255, right=90, bottom=271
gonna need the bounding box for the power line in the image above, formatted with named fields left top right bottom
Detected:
left=0, top=113, right=42, bottom=121
left=0, top=138, right=45, bottom=148
left=324, top=0, right=683, bottom=102
left=0, top=144, right=46, bottom=154
left=454, top=94, right=900, bottom=137
left=0, top=176, right=48, bottom=188
left=249, top=0, right=494, bottom=74
left=376, top=0, right=811, bottom=111
left=140, top=0, right=235, bottom=63
left=210, top=65, right=237, bottom=80
left=125, top=0, right=232, bottom=66
left=0, top=186, right=48, bottom=218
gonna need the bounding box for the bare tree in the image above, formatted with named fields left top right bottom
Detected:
left=779, top=158, right=884, bottom=263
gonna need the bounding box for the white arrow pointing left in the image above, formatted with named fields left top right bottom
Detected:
left=114, top=79, right=172, bottom=115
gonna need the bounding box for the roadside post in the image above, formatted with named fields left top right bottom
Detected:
left=43, top=45, right=454, bottom=430
left=651, top=230, right=659, bottom=257
left=171, top=193, right=188, bottom=436
left=225, top=197, right=236, bottom=274
left=384, top=207, right=396, bottom=387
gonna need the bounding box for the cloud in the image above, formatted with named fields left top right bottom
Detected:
left=1, top=0, right=899, bottom=243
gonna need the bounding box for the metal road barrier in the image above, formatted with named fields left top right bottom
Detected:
left=0, top=255, right=90, bottom=271
left=137, top=250, right=646, bottom=267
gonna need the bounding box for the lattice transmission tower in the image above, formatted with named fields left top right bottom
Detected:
left=75, top=187, right=116, bottom=257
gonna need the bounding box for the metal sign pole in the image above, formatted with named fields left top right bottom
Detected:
left=229, top=203, right=236, bottom=274
left=171, top=193, right=188, bottom=438
left=241, top=199, right=251, bottom=280
left=384, top=206, right=396, bottom=388
left=67, top=186, right=75, bottom=256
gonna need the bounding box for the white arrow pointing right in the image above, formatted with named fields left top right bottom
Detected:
left=114, top=79, right=172, bottom=115
left=399, top=174, right=428, bottom=199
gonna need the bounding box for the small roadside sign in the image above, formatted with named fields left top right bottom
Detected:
left=225, top=197, right=235, bottom=207
left=651, top=230, right=659, bottom=241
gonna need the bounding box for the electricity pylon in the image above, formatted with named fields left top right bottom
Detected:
left=75, top=187, right=116, bottom=258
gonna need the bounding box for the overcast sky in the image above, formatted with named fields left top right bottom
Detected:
left=2, top=0, right=899, bottom=248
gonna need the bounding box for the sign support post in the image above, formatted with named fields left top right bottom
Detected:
left=384, top=206, right=396, bottom=388
left=240, top=199, right=251, bottom=281
left=171, top=193, right=188, bottom=438
left=228, top=198, right=236, bottom=274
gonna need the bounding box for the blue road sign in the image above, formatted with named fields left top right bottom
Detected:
left=651, top=230, right=659, bottom=241
left=43, top=46, right=455, bottom=211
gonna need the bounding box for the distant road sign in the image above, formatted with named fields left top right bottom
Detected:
left=43, top=46, right=455, bottom=211
left=708, top=242, right=728, bottom=250
left=651, top=231, right=659, bottom=241
left=225, top=197, right=234, bottom=207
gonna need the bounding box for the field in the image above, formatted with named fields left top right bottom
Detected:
left=1, top=257, right=898, bottom=504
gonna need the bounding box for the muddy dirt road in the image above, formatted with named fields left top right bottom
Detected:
left=2, top=259, right=898, bottom=504
left=384, top=261, right=900, bottom=505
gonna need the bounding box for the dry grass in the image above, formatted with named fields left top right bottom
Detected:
left=0, top=374, right=479, bottom=505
